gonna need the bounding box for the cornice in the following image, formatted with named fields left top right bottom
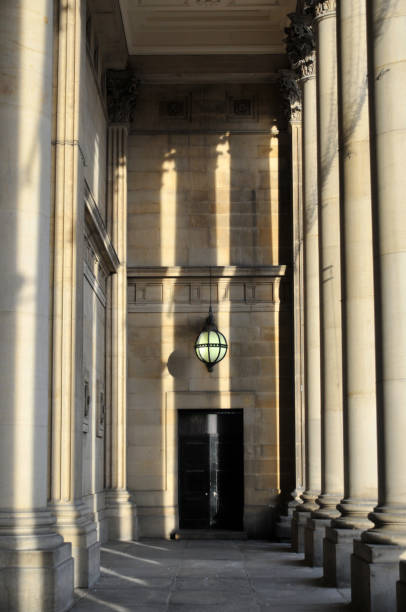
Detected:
left=127, top=265, right=286, bottom=279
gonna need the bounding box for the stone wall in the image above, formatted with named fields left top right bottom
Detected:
left=126, top=82, right=294, bottom=538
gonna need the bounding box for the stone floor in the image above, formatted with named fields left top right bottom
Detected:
left=72, top=540, right=352, bottom=612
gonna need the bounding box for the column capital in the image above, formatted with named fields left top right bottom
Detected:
left=279, top=69, right=302, bottom=122
left=284, top=10, right=316, bottom=80
left=308, top=0, right=336, bottom=20
left=106, top=69, right=139, bottom=124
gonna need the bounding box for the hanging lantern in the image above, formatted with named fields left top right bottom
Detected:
left=194, top=306, right=228, bottom=372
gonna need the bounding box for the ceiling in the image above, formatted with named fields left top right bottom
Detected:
left=118, top=0, right=296, bottom=56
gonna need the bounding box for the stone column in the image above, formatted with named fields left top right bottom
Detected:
left=276, top=70, right=305, bottom=541
left=352, top=2, right=406, bottom=611
left=296, top=53, right=323, bottom=555
left=0, top=1, right=74, bottom=610
left=304, top=0, right=344, bottom=568
left=105, top=71, right=138, bottom=540
left=284, top=11, right=322, bottom=554
left=49, top=0, right=100, bottom=588
left=323, top=0, right=378, bottom=589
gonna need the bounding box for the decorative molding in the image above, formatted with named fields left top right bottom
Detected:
left=127, top=265, right=286, bottom=279
left=106, top=69, right=139, bottom=124
left=84, top=233, right=108, bottom=307
left=279, top=70, right=302, bottom=122
left=84, top=182, right=120, bottom=275
left=127, top=267, right=287, bottom=314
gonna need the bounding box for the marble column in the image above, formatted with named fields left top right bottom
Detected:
left=49, top=0, right=100, bottom=588
left=105, top=71, right=138, bottom=541
left=352, top=2, right=406, bottom=611
left=0, top=1, right=74, bottom=610
left=304, top=0, right=344, bottom=568
left=323, top=0, right=378, bottom=589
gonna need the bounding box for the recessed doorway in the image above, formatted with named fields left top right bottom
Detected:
left=178, top=409, right=244, bottom=530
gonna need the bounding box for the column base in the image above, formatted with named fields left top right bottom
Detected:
left=324, top=526, right=361, bottom=587
left=304, top=517, right=331, bottom=567
left=83, top=491, right=109, bottom=544
left=292, top=510, right=311, bottom=553
left=351, top=539, right=406, bottom=612
left=0, top=543, right=73, bottom=612
left=105, top=489, right=138, bottom=541
left=50, top=502, right=100, bottom=588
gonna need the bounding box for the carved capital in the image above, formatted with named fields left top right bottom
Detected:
left=284, top=10, right=315, bottom=75
left=279, top=70, right=302, bottom=122
left=106, top=70, right=139, bottom=124
left=307, top=0, right=336, bottom=19
left=298, top=50, right=316, bottom=80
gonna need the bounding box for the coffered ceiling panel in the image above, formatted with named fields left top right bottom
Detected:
left=119, top=0, right=296, bottom=55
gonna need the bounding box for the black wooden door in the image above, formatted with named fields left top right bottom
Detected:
left=178, top=410, right=243, bottom=530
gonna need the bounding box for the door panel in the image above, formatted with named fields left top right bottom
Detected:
left=178, top=410, right=243, bottom=530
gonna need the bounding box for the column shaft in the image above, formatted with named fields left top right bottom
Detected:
left=335, top=0, right=377, bottom=526
left=364, top=0, right=406, bottom=545
left=0, top=1, right=73, bottom=609
left=105, top=124, right=137, bottom=540
left=50, top=0, right=99, bottom=588
left=301, top=68, right=322, bottom=513
left=313, top=0, right=344, bottom=518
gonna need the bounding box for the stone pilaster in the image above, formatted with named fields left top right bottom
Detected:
left=323, top=0, right=378, bottom=589
left=105, top=71, right=138, bottom=541
left=49, top=0, right=100, bottom=588
left=304, top=0, right=344, bottom=568
left=352, top=2, right=406, bottom=611
left=0, top=1, right=74, bottom=610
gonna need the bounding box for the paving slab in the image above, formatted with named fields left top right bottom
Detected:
left=71, top=540, right=352, bottom=612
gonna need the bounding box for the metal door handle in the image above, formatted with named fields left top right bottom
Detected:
left=204, top=492, right=208, bottom=496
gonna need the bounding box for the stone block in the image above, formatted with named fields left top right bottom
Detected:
left=304, top=517, right=331, bottom=567
left=0, top=544, right=73, bottom=612
left=351, top=539, right=406, bottom=612
left=291, top=510, right=311, bottom=553
left=323, top=526, right=360, bottom=587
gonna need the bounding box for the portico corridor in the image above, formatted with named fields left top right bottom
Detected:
left=72, top=540, right=351, bottom=612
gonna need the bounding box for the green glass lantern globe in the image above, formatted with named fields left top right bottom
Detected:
left=194, top=306, right=228, bottom=372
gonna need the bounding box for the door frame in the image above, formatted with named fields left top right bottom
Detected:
left=177, top=408, right=244, bottom=530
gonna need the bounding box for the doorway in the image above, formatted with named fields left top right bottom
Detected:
left=178, top=409, right=244, bottom=530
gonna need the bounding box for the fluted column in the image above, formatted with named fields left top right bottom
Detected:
left=105, top=71, right=138, bottom=540
left=323, top=0, right=378, bottom=589
left=304, top=0, right=344, bottom=568
left=49, top=0, right=100, bottom=588
left=353, top=2, right=406, bottom=611
left=0, top=1, right=74, bottom=610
